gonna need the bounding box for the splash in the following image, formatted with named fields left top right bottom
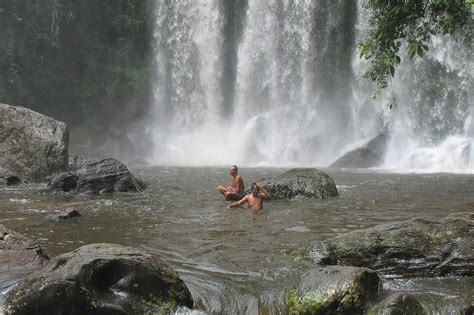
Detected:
left=149, top=0, right=473, bottom=173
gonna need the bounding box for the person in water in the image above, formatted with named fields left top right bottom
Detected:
left=228, top=182, right=271, bottom=210
left=218, top=165, right=245, bottom=201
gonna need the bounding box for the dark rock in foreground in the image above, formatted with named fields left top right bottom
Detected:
left=331, top=132, right=388, bottom=168
left=5, top=243, right=193, bottom=315
left=0, top=224, right=49, bottom=271
left=261, top=168, right=338, bottom=200
left=49, top=158, right=145, bottom=194
left=309, top=212, right=473, bottom=278
left=0, top=225, right=49, bottom=292
left=286, top=266, right=380, bottom=314
left=368, top=293, right=427, bottom=315
left=0, top=103, right=69, bottom=182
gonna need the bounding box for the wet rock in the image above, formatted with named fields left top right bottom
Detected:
left=331, top=147, right=383, bottom=168
left=68, top=154, right=99, bottom=172
left=4, top=243, right=193, bottom=315
left=49, top=158, right=145, bottom=194
left=309, top=212, right=474, bottom=278
left=368, top=293, right=427, bottom=315
left=460, top=304, right=473, bottom=315
left=48, top=210, right=82, bottom=221
left=6, top=176, right=22, bottom=186
left=0, top=103, right=69, bottom=182
left=260, top=168, right=338, bottom=200
left=331, top=132, right=388, bottom=168
left=0, top=225, right=50, bottom=292
left=285, top=266, right=380, bottom=314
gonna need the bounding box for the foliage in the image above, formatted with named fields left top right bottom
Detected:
left=359, top=0, right=472, bottom=91
left=0, top=0, right=152, bottom=126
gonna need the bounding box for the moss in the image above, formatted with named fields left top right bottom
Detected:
left=286, top=288, right=335, bottom=314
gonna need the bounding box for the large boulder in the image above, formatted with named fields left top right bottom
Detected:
left=285, top=266, right=381, bottom=314
left=0, top=225, right=50, bottom=295
left=48, top=158, right=145, bottom=194
left=308, top=212, right=473, bottom=278
left=260, top=168, right=338, bottom=200
left=4, top=243, right=193, bottom=314
left=0, top=103, right=69, bottom=181
left=331, top=132, right=388, bottom=168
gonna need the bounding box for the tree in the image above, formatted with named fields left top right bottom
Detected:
left=359, top=0, right=472, bottom=94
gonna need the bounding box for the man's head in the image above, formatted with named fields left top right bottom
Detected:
left=251, top=183, right=260, bottom=195
left=229, top=165, right=238, bottom=176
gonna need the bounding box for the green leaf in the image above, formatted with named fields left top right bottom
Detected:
left=389, top=66, right=395, bottom=77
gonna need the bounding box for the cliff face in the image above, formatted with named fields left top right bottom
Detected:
left=0, top=0, right=153, bottom=159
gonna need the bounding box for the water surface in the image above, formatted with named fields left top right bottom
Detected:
left=1, top=167, right=473, bottom=313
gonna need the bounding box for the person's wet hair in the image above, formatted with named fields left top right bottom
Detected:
left=231, top=165, right=238, bottom=172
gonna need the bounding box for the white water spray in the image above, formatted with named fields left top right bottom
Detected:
left=150, top=1, right=473, bottom=173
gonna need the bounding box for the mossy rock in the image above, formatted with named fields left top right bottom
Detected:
left=308, top=212, right=474, bottom=278
left=5, top=243, right=193, bottom=314
left=285, top=266, right=381, bottom=314
left=260, top=168, right=338, bottom=200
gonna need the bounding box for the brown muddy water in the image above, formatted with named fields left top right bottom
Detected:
left=1, top=167, right=473, bottom=314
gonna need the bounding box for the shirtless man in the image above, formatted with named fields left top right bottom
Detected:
left=228, top=182, right=271, bottom=210
left=218, top=165, right=245, bottom=201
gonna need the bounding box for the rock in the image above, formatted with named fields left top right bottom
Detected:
left=460, top=305, right=473, bottom=315
left=48, top=210, right=82, bottom=221
left=49, top=158, right=146, bottom=194
left=365, top=132, right=389, bottom=156
left=331, top=132, right=389, bottom=168
left=309, top=212, right=474, bottom=278
left=6, top=176, right=22, bottom=186
left=331, top=147, right=383, bottom=168
left=0, top=103, right=69, bottom=182
left=68, top=154, right=99, bottom=172
left=0, top=224, right=49, bottom=271
left=285, top=266, right=380, bottom=314
left=4, top=243, right=193, bottom=315
left=368, top=293, right=427, bottom=315
left=260, top=168, right=338, bottom=200
left=0, top=225, right=50, bottom=293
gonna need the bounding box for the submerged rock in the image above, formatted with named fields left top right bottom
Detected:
left=368, top=293, right=427, bottom=315
left=285, top=266, right=380, bottom=314
left=309, top=212, right=474, bottom=278
left=0, top=103, right=69, bottom=182
left=4, top=243, right=193, bottom=315
left=49, top=158, right=145, bottom=194
left=260, top=168, right=338, bottom=200
left=48, top=209, right=82, bottom=221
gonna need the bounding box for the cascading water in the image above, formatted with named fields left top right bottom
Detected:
left=150, top=0, right=473, bottom=172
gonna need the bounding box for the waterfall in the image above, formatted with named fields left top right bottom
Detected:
left=150, top=0, right=473, bottom=173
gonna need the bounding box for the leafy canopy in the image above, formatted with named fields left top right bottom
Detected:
left=359, top=0, right=472, bottom=91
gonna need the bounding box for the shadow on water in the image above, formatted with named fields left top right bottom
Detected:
left=0, top=167, right=473, bottom=313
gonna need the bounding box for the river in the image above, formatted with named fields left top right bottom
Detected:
left=1, top=167, right=473, bottom=314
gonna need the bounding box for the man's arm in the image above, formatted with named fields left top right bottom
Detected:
left=257, top=183, right=271, bottom=199
left=228, top=195, right=248, bottom=208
